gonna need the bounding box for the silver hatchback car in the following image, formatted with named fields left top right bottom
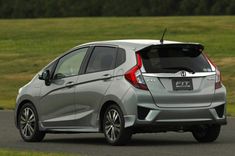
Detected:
left=15, top=40, right=226, bottom=145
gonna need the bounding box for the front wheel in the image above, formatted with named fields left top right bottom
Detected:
left=192, top=125, right=221, bottom=143
left=103, top=105, right=132, bottom=145
left=18, top=103, right=45, bottom=142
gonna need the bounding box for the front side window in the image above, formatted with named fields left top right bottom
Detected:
left=54, top=48, right=88, bottom=79
left=86, top=47, right=117, bottom=73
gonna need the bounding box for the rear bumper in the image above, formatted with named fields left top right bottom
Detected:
left=124, top=103, right=227, bottom=131
left=137, top=105, right=226, bottom=125
left=122, top=84, right=227, bottom=132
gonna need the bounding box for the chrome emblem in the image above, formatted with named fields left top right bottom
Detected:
left=146, top=79, right=155, bottom=82
left=180, top=71, right=186, bottom=77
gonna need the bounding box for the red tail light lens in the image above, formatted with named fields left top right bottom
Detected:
left=203, top=52, right=222, bottom=89
left=124, top=53, right=148, bottom=90
left=215, top=68, right=222, bottom=89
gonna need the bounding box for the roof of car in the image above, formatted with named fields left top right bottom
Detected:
left=78, top=39, right=201, bottom=51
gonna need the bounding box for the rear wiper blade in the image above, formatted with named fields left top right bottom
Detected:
left=163, top=66, right=195, bottom=74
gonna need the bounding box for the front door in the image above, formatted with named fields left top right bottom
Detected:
left=39, top=47, right=89, bottom=128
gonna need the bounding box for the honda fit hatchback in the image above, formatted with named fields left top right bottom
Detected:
left=15, top=40, right=226, bottom=145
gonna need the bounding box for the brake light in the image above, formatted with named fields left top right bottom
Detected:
left=215, top=68, right=222, bottom=89
left=124, top=53, right=148, bottom=90
left=203, top=52, right=222, bottom=89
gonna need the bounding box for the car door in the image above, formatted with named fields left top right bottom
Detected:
left=74, top=46, right=117, bottom=128
left=139, top=44, right=215, bottom=108
left=39, top=47, right=89, bottom=128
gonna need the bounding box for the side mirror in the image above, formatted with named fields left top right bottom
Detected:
left=39, top=70, right=51, bottom=85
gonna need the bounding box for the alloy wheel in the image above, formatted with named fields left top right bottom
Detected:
left=104, top=109, right=121, bottom=141
left=20, top=107, right=36, bottom=138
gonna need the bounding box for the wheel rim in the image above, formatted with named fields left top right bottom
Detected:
left=20, top=107, right=36, bottom=138
left=104, top=109, right=121, bottom=141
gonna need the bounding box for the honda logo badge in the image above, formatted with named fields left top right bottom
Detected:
left=181, top=71, right=186, bottom=77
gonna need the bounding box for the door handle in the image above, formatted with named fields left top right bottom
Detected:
left=65, top=81, right=75, bottom=87
left=102, top=74, right=112, bottom=80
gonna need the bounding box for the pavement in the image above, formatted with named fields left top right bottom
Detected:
left=0, top=110, right=235, bottom=156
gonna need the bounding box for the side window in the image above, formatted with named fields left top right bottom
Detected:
left=116, top=48, right=126, bottom=67
left=54, top=48, right=88, bottom=79
left=86, top=47, right=117, bottom=73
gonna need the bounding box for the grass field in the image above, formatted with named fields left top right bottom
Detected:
left=0, top=16, right=234, bottom=115
left=0, top=149, right=78, bottom=156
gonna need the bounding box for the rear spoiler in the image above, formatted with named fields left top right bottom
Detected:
left=137, top=43, right=204, bottom=52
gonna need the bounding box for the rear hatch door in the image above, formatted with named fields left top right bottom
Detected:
left=139, top=44, right=216, bottom=108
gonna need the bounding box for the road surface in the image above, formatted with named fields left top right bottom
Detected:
left=0, top=110, right=234, bottom=156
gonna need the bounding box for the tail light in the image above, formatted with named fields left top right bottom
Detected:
left=215, top=68, right=222, bottom=89
left=124, top=53, right=148, bottom=90
left=203, top=52, right=222, bottom=89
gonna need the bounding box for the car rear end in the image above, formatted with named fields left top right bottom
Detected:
left=123, top=43, right=226, bottom=132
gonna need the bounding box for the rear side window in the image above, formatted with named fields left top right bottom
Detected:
left=86, top=46, right=117, bottom=73
left=140, top=45, right=212, bottom=73
left=116, top=48, right=126, bottom=67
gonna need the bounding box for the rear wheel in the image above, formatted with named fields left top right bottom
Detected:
left=103, top=104, right=132, bottom=145
left=192, top=125, right=221, bottom=143
left=18, top=103, right=45, bottom=142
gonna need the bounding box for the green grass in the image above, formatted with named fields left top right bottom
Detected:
left=227, top=104, right=235, bottom=116
left=0, top=16, right=234, bottom=115
left=0, top=149, right=78, bottom=156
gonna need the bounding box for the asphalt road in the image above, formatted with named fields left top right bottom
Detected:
left=0, top=110, right=235, bottom=156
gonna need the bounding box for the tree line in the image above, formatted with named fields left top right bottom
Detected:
left=0, top=0, right=235, bottom=18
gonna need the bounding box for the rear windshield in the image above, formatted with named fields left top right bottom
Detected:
left=139, top=45, right=212, bottom=73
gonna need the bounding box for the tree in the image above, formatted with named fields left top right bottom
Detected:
left=194, top=0, right=216, bottom=15
left=0, top=0, right=14, bottom=18
left=226, top=0, right=235, bottom=14
left=0, top=0, right=234, bottom=18
left=12, top=0, right=38, bottom=18
left=44, top=0, right=60, bottom=17
left=211, top=0, right=229, bottom=15
left=179, top=0, right=198, bottom=15
left=102, top=0, right=142, bottom=16
left=150, top=0, right=181, bottom=16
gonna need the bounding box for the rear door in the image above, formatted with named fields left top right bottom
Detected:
left=139, top=44, right=216, bottom=108
left=74, top=46, right=117, bottom=128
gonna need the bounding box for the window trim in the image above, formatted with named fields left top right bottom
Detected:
left=84, top=45, right=119, bottom=74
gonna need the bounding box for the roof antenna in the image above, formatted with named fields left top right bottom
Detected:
left=160, top=28, right=167, bottom=44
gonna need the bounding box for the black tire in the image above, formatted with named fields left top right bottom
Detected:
left=18, top=103, right=45, bottom=142
left=192, top=125, right=221, bottom=143
left=103, top=104, right=132, bottom=145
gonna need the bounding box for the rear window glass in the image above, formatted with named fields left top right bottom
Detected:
left=139, top=45, right=212, bottom=73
